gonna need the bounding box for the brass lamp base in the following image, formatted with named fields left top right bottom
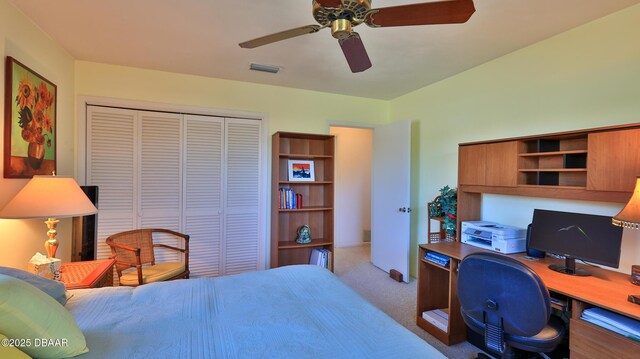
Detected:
left=44, top=217, right=60, bottom=258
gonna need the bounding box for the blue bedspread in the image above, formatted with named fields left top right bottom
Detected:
left=67, top=265, right=444, bottom=358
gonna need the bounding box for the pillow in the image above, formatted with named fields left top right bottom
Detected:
left=0, top=274, right=88, bottom=358
left=0, top=333, right=31, bottom=359
left=0, top=267, right=67, bottom=305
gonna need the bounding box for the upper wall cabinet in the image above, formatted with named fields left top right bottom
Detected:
left=486, top=142, right=518, bottom=186
left=458, top=144, right=486, bottom=185
left=458, top=142, right=517, bottom=187
left=457, top=123, right=640, bottom=204
left=587, top=129, right=640, bottom=192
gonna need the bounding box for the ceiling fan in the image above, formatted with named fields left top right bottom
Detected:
left=239, top=0, right=476, bottom=73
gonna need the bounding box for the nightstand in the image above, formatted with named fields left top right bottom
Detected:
left=60, top=259, right=115, bottom=289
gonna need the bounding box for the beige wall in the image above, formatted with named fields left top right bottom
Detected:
left=330, top=126, right=373, bottom=248
left=74, top=61, right=389, bottom=135
left=0, top=0, right=76, bottom=268
left=391, top=4, right=640, bottom=276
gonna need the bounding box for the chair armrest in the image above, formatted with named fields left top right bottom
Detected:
left=107, top=242, right=140, bottom=254
left=150, top=228, right=189, bottom=242
left=153, top=243, right=186, bottom=253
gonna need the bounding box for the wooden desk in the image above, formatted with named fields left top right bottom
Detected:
left=60, top=259, right=115, bottom=290
left=417, top=242, right=640, bottom=358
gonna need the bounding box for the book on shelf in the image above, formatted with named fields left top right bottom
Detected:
left=425, top=252, right=450, bottom=267
left=278, top=188, right=303, bottom=209
left=309, top=248, right=331, bottom=269
left=422, top=309, right=448, bottom=333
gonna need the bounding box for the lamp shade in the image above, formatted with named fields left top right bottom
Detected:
left=0, top=176, right=97, bottom=219
left=612, top=177, right=640, bottom=229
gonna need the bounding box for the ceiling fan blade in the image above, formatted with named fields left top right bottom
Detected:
left=339, top=32, right=372, bottom=73
left=366, top=0, right=475, bottom=27
left=315, top=0, right=343, bottom=8
left=239, top=25, right=322, bottom=48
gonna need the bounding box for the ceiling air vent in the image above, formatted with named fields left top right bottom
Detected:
left=249, top=63, right=281, bottom=74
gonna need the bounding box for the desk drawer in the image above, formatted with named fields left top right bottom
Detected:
left=570, top=318, right=639, bottom=359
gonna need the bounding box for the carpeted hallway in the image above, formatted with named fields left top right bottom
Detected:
left=334, top=244, right=481, bottom=359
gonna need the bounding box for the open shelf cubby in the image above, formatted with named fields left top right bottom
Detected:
left=518, top=135, right=588, bottom=187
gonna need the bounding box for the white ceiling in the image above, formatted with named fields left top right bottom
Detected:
left=9, top=0, right=640, bottom=100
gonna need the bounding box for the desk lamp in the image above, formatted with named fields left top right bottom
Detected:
left=612, top=177, right=640, bottom=287
left=0, top=175, right=97, bottom=258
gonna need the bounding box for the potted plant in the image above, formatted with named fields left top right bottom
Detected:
left=436, top=186, right=457, bottom=239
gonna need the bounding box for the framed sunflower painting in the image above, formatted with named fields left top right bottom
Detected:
left=4, top=57, right=56, bottom=178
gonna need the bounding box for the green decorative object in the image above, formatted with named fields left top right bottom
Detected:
left=436, top=186, right=458, bottom=238
left=428, top=198, right=443, bottom=218
left=295, top=225, right=311, bottom=244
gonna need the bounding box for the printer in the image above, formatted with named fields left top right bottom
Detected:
left=461, top=221, right=527, bottom=254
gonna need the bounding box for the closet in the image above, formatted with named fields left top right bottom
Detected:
left=85, top=105, right=263, bottom=277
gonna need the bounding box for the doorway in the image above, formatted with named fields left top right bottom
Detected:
left=329, top=126, right=373, bottom=259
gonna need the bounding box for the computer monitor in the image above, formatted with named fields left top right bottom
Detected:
left=529, top=209, right=623, bottom=276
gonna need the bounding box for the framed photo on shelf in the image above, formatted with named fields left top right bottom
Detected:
left=4, top=56, right=57, bottom=178
left=288, top=160, right=315, bottom=182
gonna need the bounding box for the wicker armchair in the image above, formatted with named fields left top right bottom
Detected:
left=106, top=228, right=189, bottom=286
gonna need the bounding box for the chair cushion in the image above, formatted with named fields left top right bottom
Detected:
left=0, top=274, right=89, bottom=358
left=119, top=262, right=186, bottom=286
left=462, top=311, right=565, bottom=354
left=507, top=315, right=566, bottom=353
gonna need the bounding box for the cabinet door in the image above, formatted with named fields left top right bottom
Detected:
left=587, top=129, right=640, bottom=192
left=459, top=142, right=517, bottom=186
left=485, top=141, right=518, bottom=186
left=184, top=115, right=224, bottom=277
left=458, top=144, right=486, bottom=185
left=86, top=106, right=138, bottom=262
left=224, top=118, right=262, bottom=275
left=139, top=111, right=183, bottom=263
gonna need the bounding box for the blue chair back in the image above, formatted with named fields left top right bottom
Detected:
left=458, top=252, right=551, bottom=344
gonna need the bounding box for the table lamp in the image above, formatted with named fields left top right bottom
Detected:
left=0, top=175, right=98, bottom=258
left=612, top=177, right=640, bottom=286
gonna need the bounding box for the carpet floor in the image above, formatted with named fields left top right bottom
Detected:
left=334, top=244, right=481, bottom=359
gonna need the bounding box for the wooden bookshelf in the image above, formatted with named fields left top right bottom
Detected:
left=270, top=132, right=334, bottom=271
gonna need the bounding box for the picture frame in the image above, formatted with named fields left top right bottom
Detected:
left=4, top=56, right=57, bottom=178
left=288, top=160, right=315, bottom=182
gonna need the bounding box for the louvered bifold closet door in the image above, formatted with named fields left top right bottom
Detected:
left=139, top=111, right=183, bottom=263
left=86, top=106, right=137, bottom=261
left=223, top=118, right=261, bottom=275
left=184, top=115, right=223, bottom=277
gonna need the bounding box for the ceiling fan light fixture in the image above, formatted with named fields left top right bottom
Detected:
left=331, top=19, right=352, bottom=40
left=249, top=63, right=281, bottom=74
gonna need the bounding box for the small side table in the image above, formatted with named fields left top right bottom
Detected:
left=60, top=259, right=115, bottom=289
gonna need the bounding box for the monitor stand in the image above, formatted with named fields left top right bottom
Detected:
left=548, top=257, right=591, bottom=276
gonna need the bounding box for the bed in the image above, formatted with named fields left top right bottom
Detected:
left=1, top=265, right=445, bottom=358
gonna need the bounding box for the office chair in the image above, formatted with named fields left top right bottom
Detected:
left=458, top=252, right=565, bottom=359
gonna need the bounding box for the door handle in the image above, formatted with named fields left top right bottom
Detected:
left=398, top=207, right=412, bottom=213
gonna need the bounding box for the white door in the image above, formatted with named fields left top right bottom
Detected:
left=183, top=114, right=224, bottom=277
left=138, top=111, right=183, bottom=263
left=223, top=118, right=263, bottom=274
left=86, top=106, right=138, bottom=262
left=371, top=120, right=411, bottom=282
